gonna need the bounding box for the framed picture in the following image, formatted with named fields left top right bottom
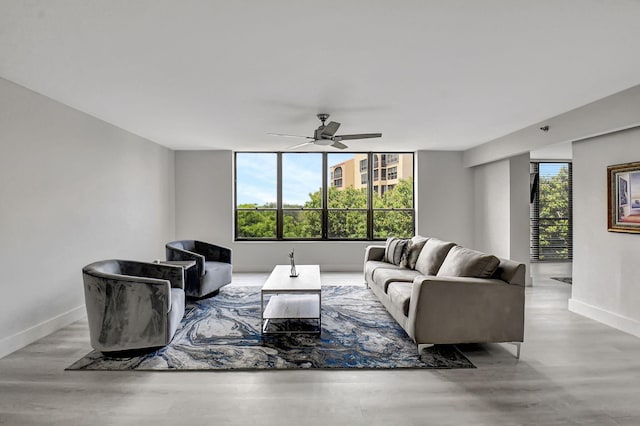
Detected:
left=608, top=161, right=640, bottom=233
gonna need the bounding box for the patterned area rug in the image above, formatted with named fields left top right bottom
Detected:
left=551, top=277, right=572, bottom=285
left=67, top=286, right=474, bottom=370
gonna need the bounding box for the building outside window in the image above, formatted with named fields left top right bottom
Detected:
left=332, top=166, right=343, bottom=187
left=388, top=166, right=397, bottom=180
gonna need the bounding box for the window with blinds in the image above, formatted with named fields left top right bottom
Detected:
left=530, top=162, right=573, bottom=261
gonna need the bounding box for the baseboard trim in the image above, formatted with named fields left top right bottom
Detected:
left=568, top=298, right=640, bottom=338
left=0, top=305, right=86, bottom=359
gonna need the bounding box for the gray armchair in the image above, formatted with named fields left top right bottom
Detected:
left=82, top=260, right=185, bottom=353
left=166, top=240, right=232, bottom=298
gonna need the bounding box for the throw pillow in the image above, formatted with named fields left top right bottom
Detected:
left=400, top=235, right=429, bottom=269
left=436, top=246, right=500, bottom=278
left=413, top=238, right=456, bottom=275
left=384, top=237, right=409, bottom=266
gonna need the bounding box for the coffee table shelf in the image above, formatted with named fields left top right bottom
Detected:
left=262, top=294, right=320, bottom=319
left=261, top=265, right=321, bottom=335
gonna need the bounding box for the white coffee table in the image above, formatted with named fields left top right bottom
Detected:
left=261, top=264, right=321, bottom=335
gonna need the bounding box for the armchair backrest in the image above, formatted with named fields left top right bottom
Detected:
left=87, top=259, right=122, bottom=275
left=81, top=259, right=183, bottom=352
left=167, top=240, right=195, bottom=251
left=83, top=260, right=184, bottom=290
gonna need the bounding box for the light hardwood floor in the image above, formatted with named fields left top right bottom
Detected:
left=2, top=264, right=640, bottom=425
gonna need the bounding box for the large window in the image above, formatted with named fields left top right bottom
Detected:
left=235, top=152, right=414, bottom=240
left=530, top=162, right=573, bottom=261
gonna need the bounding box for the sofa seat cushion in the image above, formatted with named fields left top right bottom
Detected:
left=437, top=246, right=500, bottom=278
left=373, top=268, right=422, bottom=292
left=387, top=282, right=413, bottom=317
left=365, top=260, right=402, bottom=284
left=414, top=238, right=456, bottom=275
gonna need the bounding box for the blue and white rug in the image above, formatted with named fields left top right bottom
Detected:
left=67, top=286, right=474, bottom=370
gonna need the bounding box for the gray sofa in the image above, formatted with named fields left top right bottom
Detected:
left=82, top=260, right=186, bottom=353
left=166, top=240, right=232, bottom=298
left=365, top=236, right=525, bottom=355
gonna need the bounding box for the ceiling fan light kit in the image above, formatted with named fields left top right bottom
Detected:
left=268, top=113, right=382, bottom=150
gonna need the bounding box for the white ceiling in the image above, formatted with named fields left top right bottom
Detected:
left=1, top=1, right=639, bottom=152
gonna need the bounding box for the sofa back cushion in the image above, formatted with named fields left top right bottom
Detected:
left=384, top=237, right=408, bottom=265
left=400, top=235, right=429, bottom=269
left=414, top=238, right=456, bottom=275
left=437, top=246, right=500, bottom=278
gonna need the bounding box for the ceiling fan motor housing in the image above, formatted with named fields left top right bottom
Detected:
left=317, top=113, right=330, bottom=124
left=313, top=128, right=333, bottom=144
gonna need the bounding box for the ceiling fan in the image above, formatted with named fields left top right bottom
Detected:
left=268, top=113, right=382, bottom=150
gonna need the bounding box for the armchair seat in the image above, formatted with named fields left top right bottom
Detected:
left=166, top=240, right=232, bottom=298
left=82, top=260, right=186, bottom=353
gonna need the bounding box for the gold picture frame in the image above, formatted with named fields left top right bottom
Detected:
left=608, top=161, right=640, bottom=233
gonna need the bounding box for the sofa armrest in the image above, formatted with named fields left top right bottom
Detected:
left=365, top=245, right=386, bottom=262
left=406, top=275, right=525, bottom=344
left=195, top=240, right=232, bottom=264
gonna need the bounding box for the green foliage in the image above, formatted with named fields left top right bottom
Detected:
left=283, top=210, right=322, bottom=238
left=537, top=166, right=570, bottom=259
left=237, top=177, right=414, bottom=239
left=236, top=205, right=276, bottom=238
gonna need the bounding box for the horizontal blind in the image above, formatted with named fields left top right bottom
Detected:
left=530, top=162, right=573, bottom=261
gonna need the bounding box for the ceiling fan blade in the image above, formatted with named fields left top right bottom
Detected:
left=334, top=133, right=382, bottom=141
left=268, top=133, right=314, bottom=139
left=287, top=141, right=315, bottom=150
left=321, top=121, right=341, bottom=137
left=331, top=141, right=348, bottom=150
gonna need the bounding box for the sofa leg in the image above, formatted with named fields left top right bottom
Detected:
left=509, top=342, right=521, bottom=359
left=417, top=343, right=434, bottom=355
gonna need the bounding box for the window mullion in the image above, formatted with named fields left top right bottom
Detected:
left=367, top=152, right=374, bottom=240
left=322, top=153, right=328, bottom=239
left=276, top=152, right=283, bottom=240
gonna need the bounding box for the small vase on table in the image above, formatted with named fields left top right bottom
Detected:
left=289, top=249, right=298, bottom=277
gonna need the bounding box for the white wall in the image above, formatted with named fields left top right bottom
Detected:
left=509, top=153, right=532, bottom=273
left=471, top=153, right=531, bottom=284
left=175, top=150, right=234, bottom=243
left=463, top=84, right=640, bottom=168
left=174, top=150, right=475, bottom=272
left=473, top=159, right=511, bottom=255
left=569, top=127, right=640, bottom=337
left=0, top=78, right=175, bottom=358
left=415, top=151, right=473, bottom=247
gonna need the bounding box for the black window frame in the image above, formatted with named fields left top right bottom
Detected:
left=530, top=161, right=573, bottom=261
left=234, top=152, right=415, bottom=241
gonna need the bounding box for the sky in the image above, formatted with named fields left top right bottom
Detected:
left=236, top=153, right=354, bottom=206
left=539, top=162, right=567, bottom=177
left=237, top=157, right=570, bottom=206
